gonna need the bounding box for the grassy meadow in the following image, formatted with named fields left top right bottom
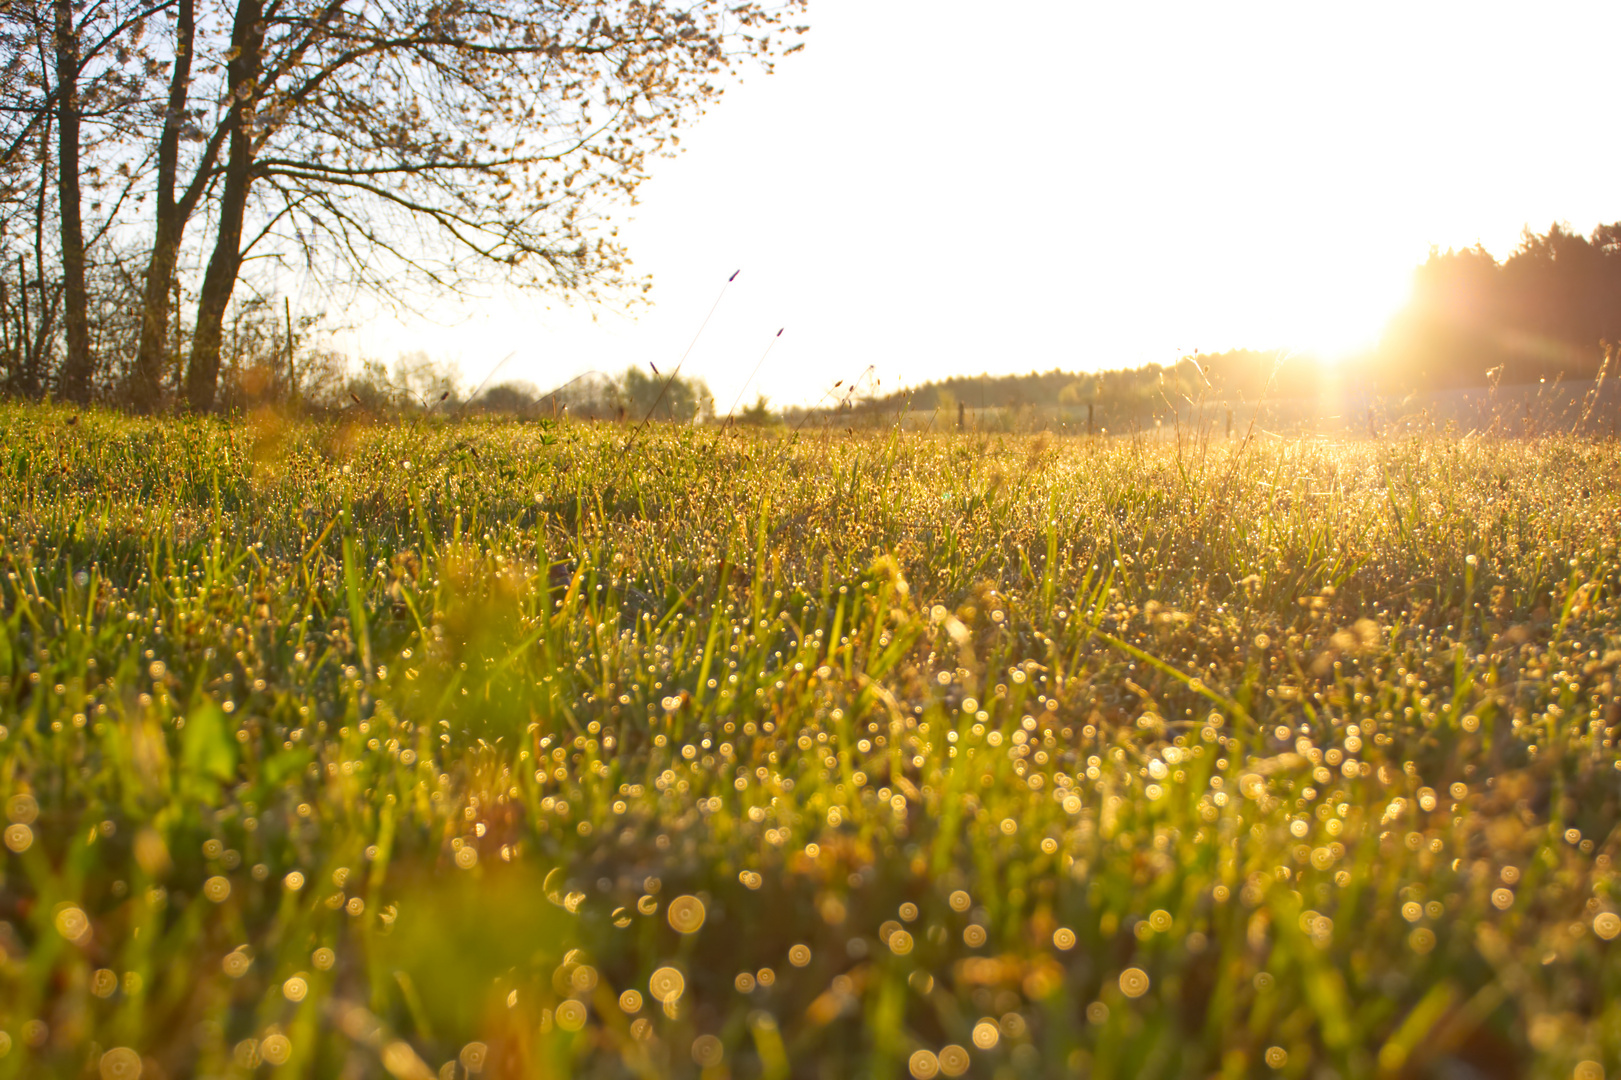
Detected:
left=0, top=405, right=1618, bottom=1079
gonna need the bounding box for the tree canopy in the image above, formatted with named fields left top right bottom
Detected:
left=1379, top=222, right=1621, bottom=388
left=0, top=0, right=807, bottom=408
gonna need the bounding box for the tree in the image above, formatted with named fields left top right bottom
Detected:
left=0, top=30, right=59, bottom=398
left=3, top=0, right=805, bottom=408
left=1379, top=223, right=1621, bottom=389
left=170, top=0, right=807, bottom=410
left=390, top=350, right=460, bottom=406
left=2, top=0, right=151, bottom=401
left=473, top=380, right=539, bottom=415
left=128, top=0, right=213, bottom=411
left=620, top=364, right=712, bottom=423
left=1056, top=379, right=1089, bottom=406
left=50, top=0, right=90, bottom=400
left=738, top=391, right=776, bottom=425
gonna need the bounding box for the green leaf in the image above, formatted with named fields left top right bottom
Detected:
left=180, top=700, right=238, bottom=804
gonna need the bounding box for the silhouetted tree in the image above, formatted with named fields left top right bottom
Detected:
left=619, top=365, right=713, bottom=423
left=1381, top=222, right=1621, bottom=389
left=176, top=0, right=807, bottom=411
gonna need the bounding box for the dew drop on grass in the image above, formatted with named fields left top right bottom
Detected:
left=1118, top=967, right=1150, bottom=998
left=938, top=1045, right=970, bottom=1076
left=908, top=1050, right=940, bottom=1079
left=5, top=794, right=37, bottom=824
left=667, top=895, right=706, bottom=933
left=691, top=1035, right=724, bottom=1067
left=55, top=905, right=90, bottom=943
left=259, top=1035, right=291, bottom=1066
left=650, top=966, right=685, bottom=1002
left=98, top=1047, right=141, bottom=1080
left=554, top=1000, right=587, bottom=1031
left=460, top=1040, right=490, bottom=1071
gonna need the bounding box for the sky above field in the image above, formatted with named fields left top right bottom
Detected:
left=332, top=1, right=1621, bottom=409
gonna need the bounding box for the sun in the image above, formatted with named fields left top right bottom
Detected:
left=1296, top=264, right=1414, bottom=366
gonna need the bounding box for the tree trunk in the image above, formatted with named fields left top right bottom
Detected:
left=185, top=0, right=261, bottom=413
left=129, top=0, right=198, bottom=412
left=17, top=116, right=50, bottom=399
left=185, top=153, right=251, bottom=413
left=14, top=257, right=34, bottom=398
left=54, top=0, right=92, bottom=403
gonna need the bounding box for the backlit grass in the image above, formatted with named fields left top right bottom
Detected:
left=0, top=405, right=1617, bottom=1079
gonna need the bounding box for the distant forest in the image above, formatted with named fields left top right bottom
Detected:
left=841, top=221, right=1621, bottom=424
left=1380, top=221, right=1621, bottom=388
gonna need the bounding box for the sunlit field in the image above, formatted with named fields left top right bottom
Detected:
left=0, top=406, right=1618, bottom=1080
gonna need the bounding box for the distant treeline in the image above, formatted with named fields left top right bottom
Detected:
left=249, top=350, right=719, bottom=423
left=819, top=361, right=1233, bottom=432
left=473, top=367, right=716, bottom=423
left=334, top=221, right=1621, bottom=430
left=905, top=353, right=1331, bottom=413
left=1379, top=222, right=1621, bottom=388
left=338, top=362, right=718, bottom=423
left=828, top=221, right=1621, bottom=429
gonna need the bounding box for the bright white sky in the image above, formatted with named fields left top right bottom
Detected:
left=332, top=1, right=1621, bottom=409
